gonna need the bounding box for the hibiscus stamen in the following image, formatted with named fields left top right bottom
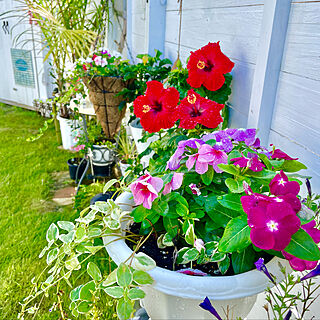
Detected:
left=197, top=60, right=206, bottom=69
left=187, top=93, right=197, bottom=104
left=142, top=105, right=151, bottom=113
left=267, top=220, right=279, bottom=232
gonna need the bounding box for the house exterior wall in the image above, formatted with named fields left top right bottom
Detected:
left=128, top=0, right=320, bottom=193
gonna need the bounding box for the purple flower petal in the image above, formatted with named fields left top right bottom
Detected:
left=199, top=297, right=222, bottom=320
left=301, top=264, right=320, bottom=281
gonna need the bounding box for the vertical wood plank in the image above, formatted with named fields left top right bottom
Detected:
left=126, top=0, right=133, bottom=61
left=247, top=0, right=292, bottom=145
left=146, top=0, right=167, bottom=55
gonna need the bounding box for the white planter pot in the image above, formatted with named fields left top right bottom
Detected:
left=129, top=119, right=158, bottom=167
left=91, top=145, right=115, bottom=166
left=57, top=115, right=82, bottom=150
left=104, top=192, right=290, bottom=320
left=119, top=160, right=130, bottom=176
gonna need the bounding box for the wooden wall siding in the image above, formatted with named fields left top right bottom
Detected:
left=131, top=0, right=147, bottom=61
left=163, top=0, right=264, bottom=128
left=269, top=1, right=320, bottom=192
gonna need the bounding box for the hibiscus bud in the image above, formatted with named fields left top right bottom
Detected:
left=194, top=239, right=205, bottom=252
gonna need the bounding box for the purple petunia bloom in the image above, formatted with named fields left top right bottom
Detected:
left=284, top=310, right=292, bottom=320
left=269, top=170, right=300, bottom=196
left=163, top=172, right=184, bottom=195
left=199, top=297, right=222, bottom=320
left=167, top=139, right=205, bottom=170
left=255, top=258, right=276, bottom=284
left=300, top=263, right=320, bottom=281
left=231, top=152, right=265, bottom=172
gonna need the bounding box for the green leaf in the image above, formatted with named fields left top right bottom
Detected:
left=59, top=231, right=75, bottom=243
left=79, top=281, right=95, bottom=301
left=70, top=285, right=83, bottom=301
left=161, top=173, right=174, bottom=184
left=65, top=255, right=81, bottom=271
left=231, top=246, right=256, bottom=274
left=133, top=270, right=153, bottom=285
left=76, top=210, right=96, bottom=224
left=284, top=229, right=320, bottom=261
left=46, top=248, right=59, bottom=265
left=163, top=217, right=179, bottom=237
left=131, top=206, right=150, bottom=223
left=128, top=287, right=146, bottom=300
left=116, top=263, right=133, bottom=287
left=75, top=226, right=86, bottom=242
left=205, top=194, right=240, bottom=228
left=218, top=256, right=230, bottom=275
left=87, top=262, right=102, bottom=281
left=57, top=221, right=75, bottom=232
left=88, top=227, right=102, bottom=238
left=152, top=200, right=169, bottom=216
left=46, top=223, right=59, bottom=242
left=281, top=160, right=307, bottom=172
left=201, top=166, right=214, bottom=185
left=219, top=216, right=251, bottom=252
left=104, top=286, right=124, bottom=298
left=225, top=178, right=244, bottom=193
left=103, top=179, right=118, bottom=193
left=185, top=224, right=196, bottom=245
left=102, top=269, right=117, bottom=287
left=77, top=301, right=92, bottom=314
left=117, top=298, right=134, bottom=320
left=182, top=248, right=199, bottom=263
left=217, top=164, right=240, bottom=175
left=217, top=194, right=243, bottom=212
left=133, top=253, right=156, bottom=271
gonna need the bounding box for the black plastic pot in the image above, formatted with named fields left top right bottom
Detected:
left=92, top=164, right=113, bottom=177
left=67, top=158, right=87, bottom=180
left=90, top=191, right=116, bottom=205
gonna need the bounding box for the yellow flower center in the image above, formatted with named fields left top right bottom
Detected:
left=142, top=105, right=151, bottom=113
left=267, top=220, right=279, bottom=232
left=187, top=94, right=197, bottom=104
left=197, top=60, right=206, bottom=69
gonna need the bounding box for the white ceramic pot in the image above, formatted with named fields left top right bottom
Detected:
left=104, top=192, right=290, bottom=320
left=129, top=119, right=158, bottom=167
left=119, top=160, right=130, bottom=176
left=57, top=115, right=81, bottom=150
left=91, top=145, right=115, bottom=166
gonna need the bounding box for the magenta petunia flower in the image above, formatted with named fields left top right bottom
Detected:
left=271, top=149, right=298, bottom=161
left=231, top=152, right=265, bottom=172
left=270, top=170, right=300, bottom=196
left=130, top=172, right=164, bottom=209
left=247, top=201, right=301, bottom=251
left=163, top=172, right=184, bottom=195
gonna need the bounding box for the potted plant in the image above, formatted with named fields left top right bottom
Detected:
left=116, top=126, right=137, bottom=176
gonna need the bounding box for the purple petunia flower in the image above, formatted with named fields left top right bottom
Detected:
left=300, top=263, right=320, bottom=281
left=199, top=297, right=222, bottom=320
left=284, top=310, right=292, bottom=320
left=255, top=258, right=276, bottom=284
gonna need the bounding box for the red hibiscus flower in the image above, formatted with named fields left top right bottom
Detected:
left=187, top=42, right=234, bottom=91
left=133, top=81, right=180, bottom=133
left=178, top=90, right=224, bottom=129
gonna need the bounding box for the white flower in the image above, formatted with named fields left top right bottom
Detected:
left=194, top=238, right=205, bottom=252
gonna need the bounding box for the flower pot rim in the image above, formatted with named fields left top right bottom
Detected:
left=104, top=192, right=291, bottom=300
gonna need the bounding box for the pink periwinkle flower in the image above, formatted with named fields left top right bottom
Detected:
left=270, top=170, right=300, bottom=196
left=194, top=239, right=205, bottom=252
left=130, top=172, right=164, bottom=209
left=176, top=268, right=207, bottom=276
left=271, top=149, right=298, bottom=161
left=93, top=55, right=107, bottom=67
left=247, top=200, right=301, bottom=251
left=163, top=173, right=184, bottom=195
left=282, top=219, right=320, bottom=271
left=73, top=144, right=85, bottom=152
left=231, top=152, right=265, bottom=172
left=186, top=144, right=228, bottom=174
left=189, top=183, right=201, bottom=196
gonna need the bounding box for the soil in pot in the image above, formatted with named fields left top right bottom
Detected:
left=67, top=158, right=87, bottom=180
left=126, top=223, right=273, bottom=277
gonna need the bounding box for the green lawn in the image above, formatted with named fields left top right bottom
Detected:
left=0, top=104, right=75, bottom=318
